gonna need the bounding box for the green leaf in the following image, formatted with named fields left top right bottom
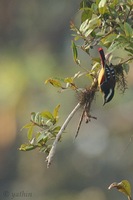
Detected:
left=124, top=22, right=133, bottom=37
left=51, top=126, right=61, bottom=133
left=34, top=112, right=42, bottom=125
left=36, top=133, right=48, bottom=143
left=30, top=112, right=36, bottom=122
left=122, top=63, right=130, bottom=74
left=64, top=77, right=73, bottom=83
left=71, top=41, right=78, bottom=63
left=45, top=78, right=63, bottom=88
left=108, top=180, right=132, bottom=199
left=96, top=0, right=101, bottom=5
left=127, top=0, right=133, bottom=6
left=80, top=0, right=91, bottom=9
left=21, top=122, right=33, bottom=131
left=91, top=62, right=100, bottom=71
left=53, top=104, right=60, bottom=119
left=81, top=9, right=93, bottom=22
left=39, top=145, right=51, bottom=153
left=41, top=111, right=54, bottom=121
left=85, top=29, right=94, bottom=37
left=125, top=48, right=133, bottom=55
left=101, top=33, right=117, bottom=44
left=27, top=124, right=34, bottom=140
left=107, top=41, right=121, bottom=53
left=19, top=144, right=37, bottom=151
left=88, top=15, right=101, bottom=28
left=31, top=112, right=43, bottom=126
left=80, top=15, right=101, bottom=37
left=80, top=19, right=89, bottom=32
left=98, top=0, right=107, bottom=14
left=91, top=2, right=98, bottom=11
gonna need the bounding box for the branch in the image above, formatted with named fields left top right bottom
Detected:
left=46, top=102, right=81, bottom=168
left=128, top=196, right=132, bottom=200
left=120, top=56, right=133, bottom=65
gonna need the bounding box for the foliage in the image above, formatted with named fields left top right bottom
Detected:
left=20, top=0, right=133, bottom=168
left=19, top=105, right=61, bottom=153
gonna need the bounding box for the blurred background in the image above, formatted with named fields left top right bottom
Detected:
left=0, top=1, right=133, bottom=200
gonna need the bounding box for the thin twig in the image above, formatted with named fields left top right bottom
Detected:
left=75, top=109, right=85, bottom=138
left=46, top=102, right=81, bottom=168
left=119, top=56, right=133, bottom=65
left=128, top=196, right=132, bottom=200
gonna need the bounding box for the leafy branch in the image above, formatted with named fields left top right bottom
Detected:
left=19, top=0, right=133, bottom=167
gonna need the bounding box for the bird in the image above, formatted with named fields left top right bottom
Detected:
left=98, top=47, right=116, bottom=105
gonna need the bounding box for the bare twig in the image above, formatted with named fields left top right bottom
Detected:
left=75, top=109, right=85, bottom=138
left=128, top=196, right=132, bottom=200
left=119, top=56, right=133, bottom=65
left=46, top=102, right=81, bottom=168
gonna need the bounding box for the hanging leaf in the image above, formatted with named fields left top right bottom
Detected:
left=122, top=63, right=130, bottom=74
left=19, top=144, right=37, bottom=151
left=124, top=22, right=133, bottom=37
left=21, top=122, right=34, bottom=131
left=45, top=78, right=63, bottom=88
left=53, top=104, right=60, bottom=120
left=27, top=124, right=34, bottom=140
left=71, top=41, right=78, bottom=63
left=108, top=180, right=132, bottom=200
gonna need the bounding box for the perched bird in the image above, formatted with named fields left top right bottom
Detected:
left=98, top=47, right=116, bottom=105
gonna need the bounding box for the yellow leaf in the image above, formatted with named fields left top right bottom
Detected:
left=41, top=111, right=54, bottom=120
left=108, top=180, right=132, bottom=199
left=45, top=78, right=62, bottom=88
left=98, top=0, right=107, bottom=14
left=64, top=77, right=74, bottom=83
left=53, top=104, right=60, bottom=119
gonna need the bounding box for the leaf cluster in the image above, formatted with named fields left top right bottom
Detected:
left=71, top=0, right=133, bottom=94
left=19, top=105, right=61, bottom=153
left=72, top=0, right=133, bottom=54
